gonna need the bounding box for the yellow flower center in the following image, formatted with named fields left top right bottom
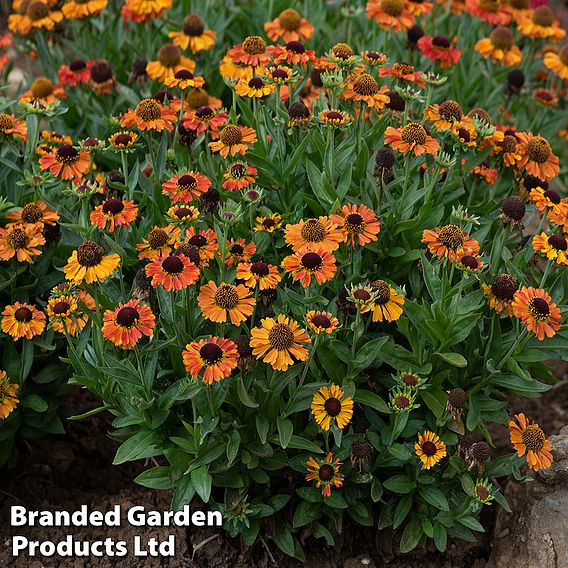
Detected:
left=7, top=228, right=30, bottom=249
left=214, top=283, right=240, bottom=310
left=401, top=122, right=428, bottom=145
left=31, top=77, right=54, bottom=98
left=135, top=99, right=162, bottom=122
left=242, top=36, right=266, bottom=55
left=521, top=424, right=546, bottom=451
left=21, top=203, right=43, bottom=223
left=438, top=224, right=464, bottom=250
left=526, top=136, right=551, bottom=163
left=219, top=125, right=243, bottom=146
left=278, top=8, right=302, bottom=31
left=158, top=44, right=182, bottom=68
left=300, top=219, right=327, bottom=243
left=393, top=62, right=414, bottom=75
left=268, top=322, right=295, bottom=350
left=0, top=113, right=14, bottom=131
left=352, top=73, right=379, bottom=96
left=380, top=0, right=404, bottom=17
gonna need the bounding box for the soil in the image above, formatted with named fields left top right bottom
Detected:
left=1, top=375, right=567, bottom=568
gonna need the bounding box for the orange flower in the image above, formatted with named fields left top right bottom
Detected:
left=366, top=0, right=414, bottom=32
left=0, top=223, right=45, bottom=263
left=198, top=281, right=255, bottom=325
left=120, top=99, right=178, bottom=132
left=120, top=0, right=171, bottom=22
left=465, top=0, right=511, bottom=25
left=164, top=69, right=205, bottom=90
left=543, top=45, right=568, bottom=80
left=169, top=14, right=216, bottom=53
left=62, top=0, right=107, bottom=19
left=516, top=132, right=559, bottom=181
left=330, top=204, right=381, bottom=247
left=482, top=274, right=518, bottom=316
left=254, top=213, right=282, bottom=233
left=47, top=295, right=88, bottom=336
left=39, top=144, right=90, bottom=180
left=227, top=36, right=271, bottom=67
left=512, top=286, right=561, bottom=340
left=182, top=106, right=227, bottom=135
left=8, top=1, right=63, bottom=36
left=517, top=6, right=565, bottom=41
left=102, top=300, right=155, bottom=349
left=306, top=311, right=340, bottom=335
left=282, top=247, right=337, bottom=287
left=146, top=44, right=196, bottom=84
left=384, top=123, right=440, bottom=156
left=19, top=76, right=65, bottom=105
left=58, top=59, right=93, bottom=86
left=509, top=413, right=553, bottom=471
left=6, top=200, right=59, bottom=229
left=305, top=452, right=343, bottom=497
left=64, top=241, right=121, bottom=284
left=90, top=198, right=138, bottom=232
left=167, top=205, right=200, bottom=224
left=532, top=232, right=568, bottom=266
left=380, top=62, right=425, bottom=87
left=267, top=42, right=316, bottom=66
left=250, top=313, right=310, bottom=371
left=108, top=131, right=138, bottom=150
left=0, top=113, right=27, bottom=142
left=236, top=261, right=281, bottom=290
left=342, top=73, right=390, bottom=109
left=264, top=8, right=314, bottom=42
left=2, top=302, right=46, bottom=340
left=424, top=101, right=464, bottom=131
left=222, top=161, right=257, bottom=191
left=145, top=253, right=200, bottom=292
left=235, top=76, right=276, bottom=98
left=285, top=217, right=343, bottom=252
left=225, top=239, right=256, bottom=267
left=183, top=227, right=218, bottom=265
left=0, top=370, right=19, bottom=419
left=475, top=27, right=522, bottom=66
left=417, top=35, right=461, bottom=68
left=530, top=187, right=567, bottom=218
left=136, top=225, right=181, bottom=260
left=183, top=336, right=238, bottom=384
left=422, top=225, right=480, bottom=262
left=162, top=171, right=211, bottom=204
left=209, top=124, right=257, bottom=158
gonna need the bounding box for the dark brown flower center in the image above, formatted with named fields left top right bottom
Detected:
left=460, top=255, right=478, bottom=269
left=353, top=73, right=379, bottom=96
left=532, top=6, right=554, bottom=26
left=56, top=144, right=79, bottom=165
left=158, top=44, right=182, bottom=68
left=372, top=280, right=391, bottom=305
left=248, top=77, right=265, bottom=89
left=21, top=203, right=43, bottom=223
left=393, top=62, right=415, bottom=75
left=509, top=0, right=529, bottom=8
left=230, top=244, right=244, bottom=255
left=502, top=135, right=518, bottom=153
left=490, top=27, right=514, bottom=50
left=262, top=219, right=276, bottom=229
left=325, top=111, right=343, bottom=121
left=90, top=60, right=113, bottom=83
left=402, top=373, right=418, bottom=386
left=521, top=424, right=546, bottom=451
left=219, top=125, right=243, bottom=146
left=439, top=100, right=463, bottom=122
left=559, top=46, right=568, bottom=66
left=300, top=219, right=327, bottom=243
left=14, top=307, right=33, bottom=322
left=381, top=0, right=404, bottom=17
left=251, top=261, right=269, bottom=277
left=174, top=69, right=194, bottom=80
left=478, top=0, right=500, bottom=13
left=502, top=196, right=526, bottom=221
left=183, top=14, right=204, bottom=36
left=475, top=486, right=490, bottom=501
left=271, top=69, right=289, bottom=80
left=548, top=234, right=567, bottom=251
left=268, top=322, right=295, bottom=350
left=214, top=284, right=239, bottom=310
left=200, top=342, right=224, bottom=364
left=421, top=441, right=438, bottom=456
left=457, top=128, right=470, bottom=142
left=279, top=8, right=302, bottom=30
left=77, top=241, right=104, bottom=266
left=148, top=228, right=168, bottom=249
left=135, top=99, right=162, bottom=122
left=113, top=133, right=133, bottom=147
left=353, top=289, right=371, bottom=301
left=69, top=59, right=86, bottom=72
left=52, top=301, right=70, bottom=315
left=0, top=113, right=14, bottom=131
left=31, top=77, right=54, bottom=98
left=526, top=136, right=551, bottom=163
left=173, top=207, right=193, bottom=219
left=528, top=297, right=550, bottom=319
left=318, top=463, right=335, bottom=481
left=162, top=255, right=184, bottom=274
left=27, top=1, right=48, bottom=21
left=448, top=388, right=466, bottom=409
left=324, top=397, right=342, bottom=417
left=468, top=107, right=491, bottom=123
left=438, top=224, right=464, bottom=250
left=394, top=395, right=410, bottom=409
left=102, top=198, right=124, bottom=215
left=188, top=234, right=207, bottom=248
left=195, top=105, right=214, bottom=119
left=401, top=122, right=428, bottom=145
left=286, top=40, right=305, bottom=54
left=432, top=36, right=450, bottom=48
left=116, top=306, right=139, bottom=327
left=543, top=190, right=560, bottom=204
left=177, top=174, right=197, bottom=189
left=311, top=314, right=331, bottom=328
left=471, top=441, right=491, bottom=461
left=242, top=36, right=266, bottom=55
left=174, top=244, right=200, bottom=265
left=491, top=274, right=517, bottom=300
left=301, top=252, right=323, bottom=271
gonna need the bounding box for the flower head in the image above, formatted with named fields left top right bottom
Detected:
left=512, top=286, right=561, bottom=340
left=145, top=253, right=200, bottom=292
left=509, top=413, right=553, bottom=471
left=305, top=452, right=343, bottom=497
left=2, top=302, right=46, bottom=340
left=415, top=431, right=447, bottom=469
left=183, top=336, right=239, bottom=384
left=198, top=281, right=255, bottom=325
left=330, top=204, right=381, bottom=247
left=64, top=241, right=121, bottom=284
left=0, top=223, right=45, bottom=263
left=102, top=300, right=155, bottom=349
left=0, top=370, right=19, bottom=419
left=311, top=385, right=354, bottom=430
left=306, top=311, right=339, bottom=335
left=385, top=123, right=440, bottom=156
left=90, top=198, right=138, bottom=232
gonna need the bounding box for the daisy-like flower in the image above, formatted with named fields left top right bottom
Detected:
left=0, top=371, right=19, bottom=419
left=146, top=44, right=196, bottom=84
left=264, top=8, right=314, bottom=42
left=529, top=186, right=567, bottom=217
left=305, top=452, right=343, bottom=497
left=533, top=88, right=558, bottom=107
left=58, top=59, right=92, bottom=86
left=2, top=302, right=46, bottom=340
left=39, top=144, right=90, bottom=180
left=282, top=247, right=337, bottom=287
left=512, top=286, right=561, bottom=340
left=90, top=198, right=138, bottom=232
left=475, top=27, right=523, bottom=67
left=264, top=64, right=294, bottom=86
left=331, top=204, right=381, bottom=247
left=250, top=314, right=310, bottom=371
left=366, top=0, right=414, bottom=32
left=182, top=336, right=238, bottom=384
left=306, top=311, right=339, bottom=335
left=465, top=0, right=511, bottom=25
left=342, top=73, right=390, bottom=109
left=417, top=35, right=461, bottom=68
left=20, top=76, right=65, bottom=105
left=198, top=281, right=255, bottom=325
left=136, top=225, right=181, bottom=260
left=509, top=413, right=553, bottom=471
left=397, top=371, right=424, bottom=389
left=145, top=254, right=200, bottom=292
left=482, top=274, right=518, bottom=316
left=0, top=223, right=45, bottom=263
left=121, top=0, right=171, bottom=22
left=456, top=252, right=484, bottom=272
left=385, top=122, right=440, bottom=156
left=533, top=233, right=567, bottom=265
left=62, top=0, right=107, bottom=19
left=47, top=295, right=88, bottom=336
left=162, top=171, right=210, bottom=204
left=365, top=279, right=405, bottom=322
left=102, top=300, right=155, bottom=349
left=120, top=99, right=178, bottom=132
left=235, top=76, right=276, bottom=98
left=254, top=213, right=282, bottom=233
left=424, top=100, right=463, bottom=131
left=516, top=133, right=559, bottom=181
left=225, top=239, right=256, bottom=267
left=422, top=225, right=480, bottom=262
left=64, top=241, right=121, bottom=284
left=222, top=162, right=257, bottom=191
left=319, top=109, right=351, bottom=128
left=389, top=387, right=418, bottom=412
left=107, top=131, right=137, bottom=150
left=268, top=42, right=316, bottom=67
left=209, top=124, right=257, bottom=158
left=182, top=106, right=227, bottom=136
left=0, top=113, right=27, bottom=142
left=543, top=45, right=568, bottom=80
left=236, top=261, right=281, bottom=290
left=348, top=284, right=377, bottom=310
left=167, top=205, right=200, bottom=224
left=473, top=479, right=494, bottom=504
left=311, top=385, right=353, bottom=431
left=285, top=217, right=342, bottom=253
left=380, top=62, right=425, bottom=87
left=8, top=1, right=63, bottom=35
left=517, top=6, right=565, bottom=41
left=169, top=14, right=216, bottom=53
left=415, top=431, right=447, bottom=469
left=227, top=36, right=271, bottom=68
left=164, top=69, right=205, bottom=90
left=183, top=227, right=218, bottom=265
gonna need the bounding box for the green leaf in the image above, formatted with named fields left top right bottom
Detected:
left=226, top=430, right=240, bottom=466
left=458, top=515, right=485, bottom=532
left=433, top=521, right=447, bottom=552
left=419, top=486, right=449, bottom=511
left=277, top=417, right=294, bottom=449
left=435, top=352, right=468, bottom=367
left=256, top=415, right=269, bottom=444
left=354, top=389, right=390, bottom=413
left=313, top=522, right=335, bottom=546
left=191, top=465, right=212, bottom=502
left=393, top=494, right=413, bottom=529
left=292, top=501, right=318, bottom=528
left=237, top=377, right=259, bottom=408
left=383, top=475, right=416, bottom=494
left=273, top=527, right=295, bottom=557
left=283, top=435, right=323, bottom=453
left=113, top=431, right=162, bottom=465
left=135, top=467, right=175, bottom=489
left=400, top=517, right=423, bottom=553
left=371, top=478, right=383, bottom=502
left=21, top=394, right=48, bottom=413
